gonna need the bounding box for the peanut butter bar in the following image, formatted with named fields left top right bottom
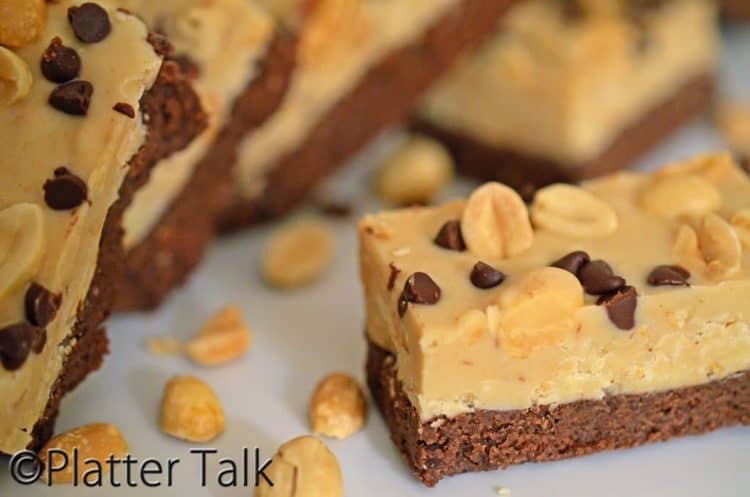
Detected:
left=0, top=0, right=205, bottom=453
left=416, top=0, right=718, bottom=193
left=359, top=153, right=750, bottom=486
left=218, top=0, right=524, bottom=231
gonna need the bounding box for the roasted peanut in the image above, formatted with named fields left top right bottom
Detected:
left=0, top=46, right=32, bottom=105
left=308, top=373, right=367, bottom=439
left=262, top=218, right=334, bottom=289
left=653, top=153, right=734, bottom=184
left=715, top=101, right=750, bottom=155
left=160, top=375, right=224, bottom=442
left=0, top=203, right=44, bottom=299
left=731, top=208, right=750, bottom=249
left=0, top=0, right=46, bottom=48
left=531, top=184, right=618, bottom=238
left=641, top=174, right=721, bottom=219
left=186, top=306, right=252, bottom=366
left=699, top=214, right=742, bottom=280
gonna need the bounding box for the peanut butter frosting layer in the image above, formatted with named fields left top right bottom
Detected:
left=120, top=0, right=274, bottom=248
left=234, top=0, right=460, bottom=199
left=359, top=153, right=750, bottom=421
left=0, top=1, right=161, bottom=452
left=419, top=0, right=719, bottom=166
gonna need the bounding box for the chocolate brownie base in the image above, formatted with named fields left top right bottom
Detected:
left=115, top=33, right=295, bottom=311
left=218, top=0, right=523, bottom=232
left=24, top=56, right=206, bottom=451
left=413, top=74, right=715, bottom=195
left=722, top=0, right=750, bottom=21
left=366, top=340, right=750, bottom=487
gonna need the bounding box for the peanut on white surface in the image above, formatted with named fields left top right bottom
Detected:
left=262, top=218, right=334, bottom=289
left=308, top=373, right=367, bottom=439
left=160, top=375, right=225, bottom=442
left=186, top=305, right=252, bottom=366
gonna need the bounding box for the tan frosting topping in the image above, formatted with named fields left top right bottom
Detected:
left=0, top=1, right=162, bottom=453
left=359, top=153, right=750, bottom=421
left=234, top=0, right=460, bottom=198
left=120, top=0, right=274, bottom=248
left=419, top=0, right=719, bottom=165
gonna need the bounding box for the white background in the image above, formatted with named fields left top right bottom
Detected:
left=1, top=25, right=748, bottom=497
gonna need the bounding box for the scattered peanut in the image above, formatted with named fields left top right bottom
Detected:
left=0, top=203, right=44, bottom=300
left=254, top=436, right=343, bottom=497
left=641, top=174, right=721, bottom=219
left=531, top=184, right=618, bottom=238
left=160, top=375, right=225, bottom=442
left=0, top=0, right=46, bottom=48
left=0, top=46, right=32, bottom=106
left=698, top=213, right=742, bottom=281
left=262, top=218, right=334, bottom=289
left=731, top=208, right=750, bottom=249
left=308, top=373, right=367, bottom=439
left=145, top=336, right=183, bottom=356
left=185, top=306, right=252, bottom=366
left=492, top=267, right=583, bottom=357
left=461, top=182, right=534, bottom=259
left=715, top=101, right=750, bottom=155
left=38, top=423, right=128, bottom=485
left=373, top=136, right=455, bottom=205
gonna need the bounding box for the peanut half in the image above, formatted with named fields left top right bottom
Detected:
left=373, top=135, right=455, bottom=205
left=186, top=306, right=252, bottom=366
left=653, top=152, right=734, bottom=184
left=641, top=174, right=721, bottom=220
left=461, top=182, right=534, bottom=259
left=0, top=203, right=45, bottom=300
left=531, top=184, right=618, bottom=238
left=262, top=218, right=334, bottom=289
left=673, top=214, right=742, bottom=281
left=0, top=0, right=46, bottom=48
left=0, top=46, right=32, bottom=106
left=160, top=375, right=225, bottom=442
left=39, top=423, right=128, bottom=485
left=254, top=436, right=343, bottom=497
left=308, top=373, right=367, bottom=439
left=731, top=208, right=750, bottom=249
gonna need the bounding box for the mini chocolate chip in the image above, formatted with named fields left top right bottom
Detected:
left=387, top=262, right=401, bottom=291
left=434, top=220, right=466, bottom=251
left=647, top=265, right=691, bottom=287
left=25, top=283, right=62, bottom=327
left=470, top=262, right=506, bottom=289
left=49, top=80, right=93, bottom=116
left=44, top=167, right=88, bottom=210
left=68, top=3, right=111, bottom=43
left=0, top=323, right=37, bottom=371
left=31, top=328, right=47, bottom=354
left=578, top=260, right=626, bottom=295
left=40, top=37, right=81, bottom=83
left=551, top=251, right=590, bottom=275
left=597, top=286, right=638, bottom=330
left=113, top=102, right=135, bottom=118
left=398, top=272, right=441, bottom=317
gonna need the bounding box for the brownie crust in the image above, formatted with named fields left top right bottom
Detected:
left=721, top=0, right=750, bottom=21
left=115, top=32, right=295, bottom=312
left=25, top=56, right=206, bottom=451
left=218, top=0, right=523, bottom=232
left=413, top=74, right=715, bottom=195
left=366, top=339, right=750, bottom=487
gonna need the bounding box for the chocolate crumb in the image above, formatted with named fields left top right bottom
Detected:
left=40, top=37, right=81, bottom=83
left=68, top=3, right=111, bottom=43
left=44, top=167, right=88, bottom=210
left=49, top=80, right=93, bottom=116
left=597, top=286, right=638, bottom=330
left=387, top=263, right=401, bottom=291
left=113, top=102, right=135, bottom=118
left=739, top=155, right=750, bottom=175
left=470, top=262, right=506, bottom=289
left=578, top=260, right=626, bottom=295
left=146, top=32, right=173, bottom=57
left=647, top=265, right=691, bottom=287
left=434, top=220, right=466, bottom=251
left=173, top=55, right=201, bottom=80
left=551, top=251, right=590, bottom=275
left=0, top=323, right=38, bottom=371
left=398, top=272, right=441, bottom=317
left=25, top=283, right=62, bottom=327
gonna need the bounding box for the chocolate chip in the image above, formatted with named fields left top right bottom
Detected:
left=49, top=80, right=93, bottom=116
left=647, top=265, right=690, bottom=287
left=25, top=283, right=62, bottom=327
left=387, top=262, right=401, bottom=291
left=562, top=0, right=587, bottom=22
left=597, top=286, right=638, bottom=330
left=31, top=328, right=47, bottom=354
left=434, top=220, right=465, bottom=251
left=44, top=167, right=88, bottom=210
left=578, top=260, right=626, bottom=295
left=0, top=323, right=36, bottom=371
left=68, top=3, right=111, bottom=43
left=40, top=37, right=81, bottom=83
left=551, top=251, right=590, bottom=275
left=470, top=262, right=506, bottom=289
left=113, top=102, right=135, bottom=118
left=398, top=272, right=441, bottom=317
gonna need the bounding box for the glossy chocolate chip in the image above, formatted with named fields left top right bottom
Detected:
left=25, top=283, right=62, bottom=327
left=647, top=265, right=690, bottom=287
left=551, top=251, right=590, bottom=275
left=68, top=3, right=111, bottom=43
left=597, top=286, right=638, bottom=331
left=398, top=272, right=441, bottom=317
left=49, top=80, right=93, bottom=116
left=0, top=323, right=36, bottom=371
left=578, top=260, right=626, bottom=295
left=40, top=37, right=81, bottom=83
left=470, top=262, right=506, bottom=289
left=433, top=220, right=466, bottom=251
left=387, top=262, right=401, bottom=291
left=113, top=102, right=135, bottom=118
left=44, top=167, right=88, bottom=210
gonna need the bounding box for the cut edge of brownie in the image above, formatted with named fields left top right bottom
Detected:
left=366, top=339, right=750, bottom=487
left=721, top=0, right=750, bottom=21
left=412, top=73, right=715, bottom=195
left=217, top=0, right=523, bottom=233
left=114, top=31, right=296, bottom=312
left=24, top=50, right=207, bottom=452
